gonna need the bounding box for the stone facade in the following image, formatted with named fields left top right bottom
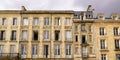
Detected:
left=0, top=5, right=120, bottom=60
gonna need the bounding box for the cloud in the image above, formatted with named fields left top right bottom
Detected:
left=0, top=0, right=119, bottom=17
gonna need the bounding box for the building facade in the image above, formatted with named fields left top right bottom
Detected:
left=0, top=5, right=120, bottom=60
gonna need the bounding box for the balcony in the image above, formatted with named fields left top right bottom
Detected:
left=82, top=53, right=88, bottom=58
left=0, top=53, right=19, bottom=58
left=100, top=47, right=109, bottom=52
left=0, top=26, right=7, bottom=29
left=115, top=47, right=120, bottom=51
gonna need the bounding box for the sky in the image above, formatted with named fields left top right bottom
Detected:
left=0, top=0, right=120, bottom=17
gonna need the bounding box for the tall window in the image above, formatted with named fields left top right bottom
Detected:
left=0, top=45, right=4, bottom=56
left=0, top=31, right=5, bottom=40
left=90, top=47, right=93, bottom=54
left=32, top=45, right=38, bottom=58
left=116, top=54, right=120, bottom=60
left=13, top=18, right=17, bottom=25
left=65, top=18, right=70, bottom=26
left=82, top=35, right=86, bottom=44
left=100, top=27, right=105, bottom=35
left=54, top=45, right=60, bottom=58
left=33, top=31, right=38, bottom=40
left=81, top=24, right=86, bottom=31
left=55, top=17, right=60, bottom=25
left=11, top=31, right=16, bottom=40
left=66, top=31, right=71, bottom=40
left=100, top=40, right=106, bottom=49
left=101, top=54, right=107, bottom=60
left=75, top=35, right=78, bottom=42
left=89, top=35, right=92, bottom=42
left=21, top=45, right=26, bottom=58
left=66, top=45, right=71, bottom=56
left=82, top=47, right=87, bottom=57
left=22, top=30, right=27, bottom=40
left=33, top=18, right=39, bottom=26
left=115, top=39, right=120, bottom=49
left=75, top=47, right=79, bottom=54
left=23, top=18, right=28, bottom=25
left=44, top=18, right=49, bottom=26
left=10, top=45, right=15, bottom=57
left=2, top=18, right=6, bottom=25
left=55, top=30, right=60, bottom=41
left=44, top=30, right=49, bottom=40
left=114, top=27, right=119, bottom=36
left=43, top=45, right=49, bottom=58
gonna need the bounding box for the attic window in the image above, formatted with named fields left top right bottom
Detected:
left=113, top=16, right=117, bottom=20
left=99, top=16, right=103, bottom=18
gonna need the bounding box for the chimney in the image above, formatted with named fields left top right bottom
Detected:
left=21, top=6, right=27, bottom=11
left=87, top=5, right=94, bottom=12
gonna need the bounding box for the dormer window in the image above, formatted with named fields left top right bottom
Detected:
left=113, top=16, right=117, bottom=20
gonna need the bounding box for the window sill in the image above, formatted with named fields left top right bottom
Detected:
left=64, top=40, right=73, bottom=43
left=19, top=40, right=28, bottom=43
left=9, top=40, right=17, bottom=42
left=64, top=26, right=72, bottom=29
left=31, top=40, right=40, bottom=43
left=0, top=26, right=7, bottom=29
left=0, top=40, right=7, bottom=42
left=114, top=49, right=120, bottom=51
left=80, top=43, right=89, bottom=46
left=100, top=49, right=109, bottom=52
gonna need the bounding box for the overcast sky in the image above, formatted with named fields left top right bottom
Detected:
left=0, top=0, right=120, bottom=17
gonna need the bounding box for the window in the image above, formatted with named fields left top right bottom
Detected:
left=21, top=45, right=26, bottom=58
left=90, top=47, right=93, bottom=54
left=66, top=45, right=71, bottom=55
left=100, top=27, right=105, bottom=35
left=11, top=31, right=16, bottom=40
left=66, top=31, right=71, bottom=40
left=22, top=30, right=27, bottom=40
left=2, top=18, right=6, bottom=25
left=23, top=18, right=28, bottom=25
left=74, top=25, right=78, bottom=32
left=114, top=27, right=119, bottom=36
left=10, top=45, right=15, bottom=57
left=13, top=18, right=17, bottom=25
left=43, top=45, right=49, bottom=58
left=33, top=18, right=39, bottom=26
left=82, top=35, right=86, bottom=44
left=75, top=47, right=79, bottom=54
left=100, top=39, right=106, bottom=49
left=55, top=17, right=60, bottom=25
left=55, top=30, right=60, bottom=41
left=44, top=18, right=49, bottom=25
left=75, top=35, right=78, bottom=42
left=101, top=54, right=107, bottom=60
left=32, top=45, right=38, bottom=58
left=81, top=24, right=86, bottom=31
left=116, top=54, right=120, bottom=60
left=0, top=31, right=5, bottom=40
left=89, top=25, right=92, bottom=32
left=44, top=30, right=49, bottom=40
left=0, top=45, right=4, bottom=56
left=82, top=47, right=87, bottom=57
left=54, top=45, right=60, bottom=58
left=33, top=31, right=38, bottom=40
left=115, top=39, right=120, bottom=49
left=65, top=18, right=70, bottom=26
left=89, top=35, right=92, bottom=42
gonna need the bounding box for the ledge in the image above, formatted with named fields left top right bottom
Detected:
left=100, top=49, right=109, bottom=52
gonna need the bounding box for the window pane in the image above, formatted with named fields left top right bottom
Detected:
left=23, top=18, right=28, bottom=25
left=13, top=18, right=17, bottom=25
left=44, top=18, right=49, bottom=25
left=66, top=18, right=70, bottom=26
left=22, top=30, right=27, bottom=40
left=33, top=18, right=39, bottom=25
left=66, top=31, right=71, bottom=40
